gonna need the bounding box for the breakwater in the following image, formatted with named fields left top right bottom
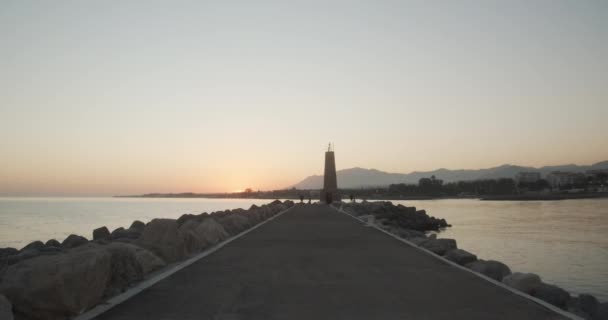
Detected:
left=339, top=201, right=607, bottom=320
left=0, top=200, right=294, bottom=320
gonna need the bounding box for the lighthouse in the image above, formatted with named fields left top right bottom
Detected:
left=321, top=143, right=340, bottom=204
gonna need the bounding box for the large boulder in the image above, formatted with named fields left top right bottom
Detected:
left=133, top=219, right=186, bottom=263
left=6, top=249, right=42, bottom=265
left=531, top=282, right=571, bottom=308
left=177, top=214, right=197, bottom=226
left=0, top=248, right=18, bottom=258
left=218, top=214, right=250, bottom=235
left=271, top=203, right=288, bottom=213
left=245, top=209, right=263, bottom=225
left=444, top=249, right=477, bottom=265
left=0, top=245, right=112, bottom=319
left=61, top=234, right=88, bottom=248
left=258, top=206, right=275, bottom=219
left=196, top=218, right=229, bottom=245
left=395, top=228, right=426, bottom=239
left=93, top=226, right=111, bottom=241
left=0, top=294, right=13, bottom=320
left=502, top=272, right=541, bottom=294
left=110, top=227, right=141, bottom=242
left=179, top=220, right=208, bottom=255
left=21, top=241, right=44, bottom=252
left=45, top=239, right=61, bottom=248
left=102, top=244, right=144, bottom=297
left=417, top=238, right=457, bottom=255
left=568, top=294, right=599, bottom=319
left=129, top=220, right=146, bottom=232
left=465, top=260, right=511, bottom=281
left=132, top=246, right=165, bottom=275
left=0, top=249, right=17, bottom=272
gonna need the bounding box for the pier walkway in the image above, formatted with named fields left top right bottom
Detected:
left=95, top=204, right=568, bottom=320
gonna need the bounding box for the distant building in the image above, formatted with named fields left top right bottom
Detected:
left=321, top=143, right=340, bottom=204
left=515, top=172, right=541, bottom=184
left=586, top=169, right=608, bottom=177
left=546, top=171, right=586, bottom=189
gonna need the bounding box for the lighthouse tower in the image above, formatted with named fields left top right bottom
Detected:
left=321, top=143, right=340, bottom=204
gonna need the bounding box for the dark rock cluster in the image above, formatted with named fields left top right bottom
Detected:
left=0, top=200, right=293, bottom=320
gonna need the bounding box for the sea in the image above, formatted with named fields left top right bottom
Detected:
left=0, top=197, right=606, bottom=301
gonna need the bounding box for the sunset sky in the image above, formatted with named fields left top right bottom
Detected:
left=1, top=1, right=607, bottom=196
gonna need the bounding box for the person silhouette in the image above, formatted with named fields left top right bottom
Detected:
left=299, top=195, right=304, bottom=203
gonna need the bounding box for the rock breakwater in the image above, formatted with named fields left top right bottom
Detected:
left=339, top=200, right=607, bottom=320
left=0, top=200, right=293, bottom=320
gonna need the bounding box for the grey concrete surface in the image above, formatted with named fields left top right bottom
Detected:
left=94, top=204, right=567, bottom=320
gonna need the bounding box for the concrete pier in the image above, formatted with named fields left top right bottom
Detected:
left=93, top=204, right=569, bottom=320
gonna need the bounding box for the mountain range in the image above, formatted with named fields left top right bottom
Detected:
left=291, top=161, right=608, bottom=189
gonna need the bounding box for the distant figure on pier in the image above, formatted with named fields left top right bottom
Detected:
left=350, top=194, right=354, bottom=202
left=299, top=195, right=304, bottom=203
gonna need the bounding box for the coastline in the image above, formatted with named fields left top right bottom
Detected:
left=116, top=192, right=608, bottom=202
left=1, top=199, right=606, bottom=319
left=480, top=193, right=608, bottom=201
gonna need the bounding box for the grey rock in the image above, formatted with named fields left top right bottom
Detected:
left=502, top=272, right=541, bottom=294
left=111, top=227, right=141, bottom=240
left=0, top=244, right=112, bottom=319
left=177, top=214, right=197, bottom=226
left=418, top=238, right=457, bottom=255
left=7, top=249, right=41, bottom=265
left=179, top=220, right=208, bottom=255
left=531, top=282, right=571, bottom=308
left=93, top=226, right=111, bottom=241
left=579, top=294, right=599, bottom=319
left=218, top=214, right=250, bottom=235
left=129, top=220, right=146, bottom=232
left=39, top=246, right=62, bottom=254
left=21, top=241, right=44, bottom=252
left=44, top=239, right=61, bottom=248
left=568, top=294, right=599, bottom=319
left=444, top=249, right=477, bottom=265
left=103, top=243, right=144, bottom=296
left=396, top=228, right=426, bottom=239
left=196, top=218, right=229, bottom=245
left=61, top=234, right=89, bottom=248
left=0, top=248, right=18, bottom=258
left=465, top=260, right=511, bottom=281
left=113, top=237, right=135, bottom=243
left=133, top=219, right=186, bottom=263
left=132, top=245, right=165, bottom=275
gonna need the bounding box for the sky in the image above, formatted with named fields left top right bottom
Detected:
left=1, top=0, right=607, bottom=196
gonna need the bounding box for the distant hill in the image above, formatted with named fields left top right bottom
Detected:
left=291, top=161, right=608, bottom=189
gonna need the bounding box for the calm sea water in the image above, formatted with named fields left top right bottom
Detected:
left=0, top=197, right=276, bottom=249
left=0, top=197, right=606, bottom=301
